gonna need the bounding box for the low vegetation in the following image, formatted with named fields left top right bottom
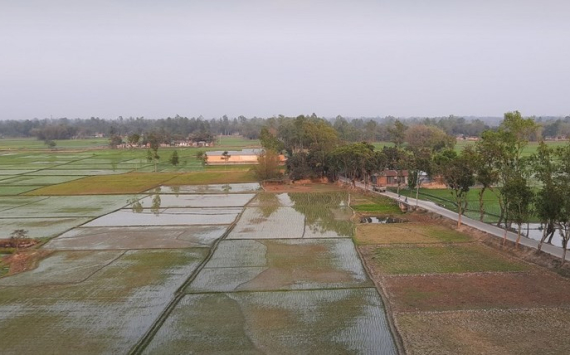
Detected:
left=354, top=195, right=570, bottom=354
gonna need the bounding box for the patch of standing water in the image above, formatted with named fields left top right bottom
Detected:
left=360, top=216, right=407, bottom=224
left=151, top=183, right=261, bottom=194
left=518, top=223, right=564, bottom=248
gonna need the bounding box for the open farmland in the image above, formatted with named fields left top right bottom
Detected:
left=0, top=177, right=398, bottom=354
left=352, top=193, right=570, bottom=355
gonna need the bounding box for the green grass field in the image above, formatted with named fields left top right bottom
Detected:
left=0, top=136, right=259, bottom=151
left=394, top=187, right=506, bottom=222
left=350, top=192, right=403, bottom=214
left=373, top=245, right=528, bottom=274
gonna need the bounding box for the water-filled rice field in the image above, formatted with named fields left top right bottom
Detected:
left=150, top=182, right=261, bottom=194
left=187, top=239, right=373, bottom=292
left=143, top=289, right=397, bottom=355
left=0, top=185, right=398, bottom=354
left=0, top=195, right=131, bottom=217
left=45, top=225, right=228, bottom=250
left=0, top=217, right=92, bottom=239
left=0, top=249, right=208, bottom=354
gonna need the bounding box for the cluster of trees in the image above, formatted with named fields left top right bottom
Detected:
left=2, top=113, right=569, bottom=143
left=258, top=112, right=570, bottom=265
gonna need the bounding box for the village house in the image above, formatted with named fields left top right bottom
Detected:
left=205, top=149, right=286, bottom=165
left=371, top=169, right=409, bottom=187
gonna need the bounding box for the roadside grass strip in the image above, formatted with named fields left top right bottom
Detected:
left=371, top=245, right=528, bottom=275
left=396, top=308, right=570, bottom=355
left=385, top=271, right=570, bottom=312
left=0, top=249, right=208, bottom=354
left=44, top=225, right=228, bottom=250
left=355, top=224, right=472, bottom=245
left=186, top=239, right=373, bottom=292
left=142, top=289, right=397, bottom=355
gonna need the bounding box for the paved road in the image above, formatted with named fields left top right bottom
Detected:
left=344, top=178, right=569, bottom=262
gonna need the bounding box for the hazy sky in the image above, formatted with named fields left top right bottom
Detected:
left=1, top=0, right=569, bottom=120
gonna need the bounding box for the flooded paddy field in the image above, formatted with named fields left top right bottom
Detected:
left=25, top=169, right=131, bottom=176
left=0, top=185, right=399, bottom=354
left=136, top=192, right=255, bottom=208
left=85, top=208, right=241, bottom=227
left=1, top=195, right=131, bottom=218
left=0, top=249, right=207, bottom=354
left=0, top=169, right=40, bottom=175
left=45, top=225, right=228, bottom=250
left=187, top=239, right=372, bottom=292
left=0, top=175, right=85, bottom=186
left=151, top=182, right=261, bottom=194
left=0, top=217, right=92, bottom=239
left=0, top=185, right=43, bottom=195
left=143, top=289, right=397, bottom=355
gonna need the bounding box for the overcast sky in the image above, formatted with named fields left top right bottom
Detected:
left=1, top=0, right=569, bottom=120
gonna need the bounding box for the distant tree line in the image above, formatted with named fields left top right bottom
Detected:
left=1, top=113, right=569, bottom=141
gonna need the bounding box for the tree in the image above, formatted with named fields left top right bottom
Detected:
left=44, top=139, right=56, bottom=150
left=287, top=152, right=313, bottom=181
left=500, top=172, right=534, bottom=247
left=127, top=133, right=140, bottom=148
left=554, top=142, right=570, bottom=265
left=329, top=142, right=375, bottom=188
left=405, top=125, right=455, bottom=153
left=253, top=150, right=283, bottom=180
left=10, top=229, right=29, bottom=253
left=531, top=142, right=563, bottom=251
left=478, top=112, right=538, bottom=227
left=471, top=136, right=501, bottom=221
left=388, top=120, right=407, bottom=149
left=146, top=132, right=162, bottom=172
left=259, top=127, right=284, bottom=152
left=222, top=151, right=231, bottom=164
left=433, top=150, right=475, bottom=228
left=169, top=151, right=180, bottom=166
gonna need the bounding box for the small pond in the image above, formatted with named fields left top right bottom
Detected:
left=360, top=216, right=407, bottom=224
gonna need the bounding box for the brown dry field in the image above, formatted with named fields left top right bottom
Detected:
left=356, top=208, right=570, bottom=355
left=396, top=308, right=570, bottom=355
left=384, top=271, right=570, bottom=312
